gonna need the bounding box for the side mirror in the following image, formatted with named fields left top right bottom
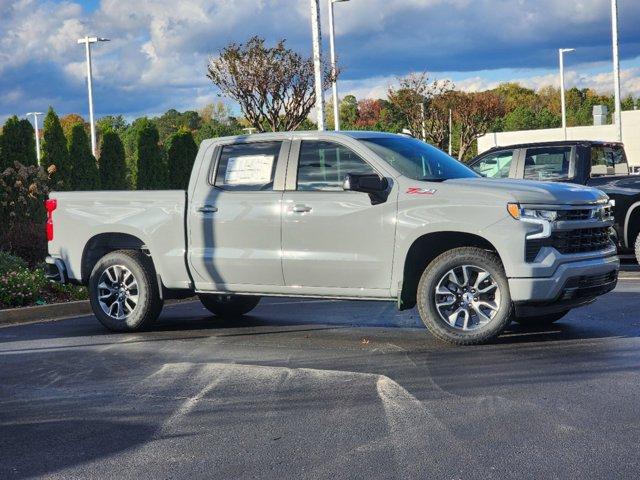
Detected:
left=343, top=173, right=390, bottom=204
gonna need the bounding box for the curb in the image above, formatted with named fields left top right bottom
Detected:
left=0, top=298, right=198, bottom=327
left=0, top=300, right=93, bottom=326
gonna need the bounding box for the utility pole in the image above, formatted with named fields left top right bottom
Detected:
left=328, top=0, right=350, bottom=131
left=26, top=112, right=44, bottom=164
left=420, top=102, right=426, bottom=141
left=559, top=48, right=575, bottom=141
left=448, top=108, right=453, bottom=156
left=309, top=0, right=325, bottom=131
left=611, top=0, right=623, bottom=142
left=77, top=36, right=110, bottom=156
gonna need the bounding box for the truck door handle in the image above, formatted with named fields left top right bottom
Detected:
left=291, top=204, right=312, bottom=213
left=198, top=205, right=218, bottom=214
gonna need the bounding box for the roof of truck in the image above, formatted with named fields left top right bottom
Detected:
left=201, top=130, right=404, bottom=146
left=481, top=139, right=624, bottom=154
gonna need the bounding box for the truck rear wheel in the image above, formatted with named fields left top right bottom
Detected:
left=198, top=294, right=260, bottom=318
left=89, top=250, right=163, bottom=332
left=416, top=247, right=513, bottom=345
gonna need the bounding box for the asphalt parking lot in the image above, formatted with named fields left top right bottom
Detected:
left=2, top=272, right=640, bottom=479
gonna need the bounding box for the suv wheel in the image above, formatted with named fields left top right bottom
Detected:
left=635, top=233, right=640, bottom=265
left=198, top=294, right=260, bottom=317
left=416, top=247, right=513, bottom=345
left=89, top=250, right=163, bottom=332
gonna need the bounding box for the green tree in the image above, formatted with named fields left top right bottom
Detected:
left=41, top=107, right=72, bottom=190
left=136, top=121, right=166, bottom=190
left=97, top=115, right=128, bottom=135
left=0, top=116, right=37, bottom=171
left=121, top=117, right=149, bottom=187
left=503, top=106, right=538, bottom=131
left=99, top=130, right=128, bottom=190
left=194, top=118, right=243, bottom=145
left=154, top=109, right=201, bottom=144
left=339, top=95, right=359, bottom=129
left=166, top=129, right=198, bottom=189
left=68, top=124, right=100, bottom=190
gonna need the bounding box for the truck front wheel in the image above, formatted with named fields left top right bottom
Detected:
left=89, top=250, right=163, bottom=332
left=416, top=247, right=513, bottom=345
left=198, top=294, right=260, bottom=318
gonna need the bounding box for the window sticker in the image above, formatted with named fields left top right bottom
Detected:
left=224, top=155, right=274, bottom=185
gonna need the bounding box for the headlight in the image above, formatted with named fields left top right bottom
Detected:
left=507, top=203, right=553, bottom=240
left=507, top=204, right=558, bottom=222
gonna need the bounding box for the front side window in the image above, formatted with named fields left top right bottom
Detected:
left=214, top=142, right=281, bottom=191
left=297, top=141, right=377, bottom=191
left=471, top=151, right=514, bottom=179
left=591, top=145, right=629, bottom=176
left=523, top=146, right=571, bottom=181
left=360, top=136, right=478, bottom=181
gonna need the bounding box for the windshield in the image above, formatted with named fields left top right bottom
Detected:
left=360, top=137, right=479, bottom=181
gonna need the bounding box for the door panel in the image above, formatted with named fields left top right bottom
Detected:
left=281, top=140, right=396, bottom=290
left=188, top=141, right=288, bottom=290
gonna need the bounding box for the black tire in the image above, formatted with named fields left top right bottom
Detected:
left=416, top=247, right=513, bottom=345
left=513, top=310, right=569, bottom=326
left=89, top=250, right=163, bottom=332
left=198, top=294, right=260, bottom=317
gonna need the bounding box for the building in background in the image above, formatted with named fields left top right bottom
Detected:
left=478, top=109, right=640, bottom=171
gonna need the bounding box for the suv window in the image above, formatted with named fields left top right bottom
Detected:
left=297, top=141, right=376, bottom=191
left=591, top=145, right=629, bottom=176
left=214, top=142, right=281, bottom=191
left=523, top=146, right=571, bottom=181
left=471, top=151, right=514, bottom=178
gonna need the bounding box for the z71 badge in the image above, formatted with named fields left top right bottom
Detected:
left=406, top=187, right=437, bottom=195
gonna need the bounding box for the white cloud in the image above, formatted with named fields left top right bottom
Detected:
left=1, top=0, right=640, bottom=118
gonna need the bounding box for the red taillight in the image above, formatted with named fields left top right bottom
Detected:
left=45, top=198, right=57, bottom=241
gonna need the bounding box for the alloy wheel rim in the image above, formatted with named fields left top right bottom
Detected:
left=98, top=265, right=139, bottom=320
left=434, top=265, right=501, bottom=331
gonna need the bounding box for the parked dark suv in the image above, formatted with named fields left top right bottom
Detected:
left=470, top=140, right=640, bottom=262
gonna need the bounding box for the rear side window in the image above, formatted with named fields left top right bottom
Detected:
left=591, top=145, right=629, bottom=176
left=214, top=142, right=281, bottom=191
left=471, top=150, right=514, bottom=178
left=523, top=146, right=572, bottom=181
left=297, top=141, right=376, bottom=191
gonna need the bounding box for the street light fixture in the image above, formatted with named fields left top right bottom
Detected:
left=77, top=36, right=110, bottom=157
left=26, top=112, right=44, bottom=164
left=309, top=0, right=325, bottom=131
left=328, top=0, right=350, bottom=131
left=559, top=48, right=575, bottom=140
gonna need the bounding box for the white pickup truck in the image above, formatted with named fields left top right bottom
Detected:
left=45, top=131, right=619, bottom=345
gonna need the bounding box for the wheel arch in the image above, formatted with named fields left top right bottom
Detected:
left=398, top=231, right=502, bottom=310
left=624, top=200, right=640, bottom=249
left=81, top=232, right=150, bottom=284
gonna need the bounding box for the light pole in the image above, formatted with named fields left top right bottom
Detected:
left=611, top=0, right=623, bottom=142
left=448, top=108, right=453, bottom=156
left=77, top=36, right=110, bottom=156
left=559, top=48, right=575, bottom=140
left=309, top=0, right=325, bottom=131
left=26, top=112, right=44, bottom=164
left=328, top=0, right=349, bottom=131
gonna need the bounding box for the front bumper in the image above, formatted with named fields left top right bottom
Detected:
left=509, top=254, right=619, bottom=312
left=45, top=256, right=67, bottom=284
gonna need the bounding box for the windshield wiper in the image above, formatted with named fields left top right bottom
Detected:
left=418, top=177, right=447, bottom=182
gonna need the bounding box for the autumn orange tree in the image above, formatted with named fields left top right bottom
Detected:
left=450, top=91, right=504, bottom=161
left=388, top=73, right=453, bottom=141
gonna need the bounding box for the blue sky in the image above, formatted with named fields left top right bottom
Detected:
left=1, top=0, right=639, bottom=122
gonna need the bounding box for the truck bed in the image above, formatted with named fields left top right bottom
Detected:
left=48, top=190, right=191, bottom=290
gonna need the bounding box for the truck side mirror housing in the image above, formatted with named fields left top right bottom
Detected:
left=343, top=173, right=390, bottom=205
